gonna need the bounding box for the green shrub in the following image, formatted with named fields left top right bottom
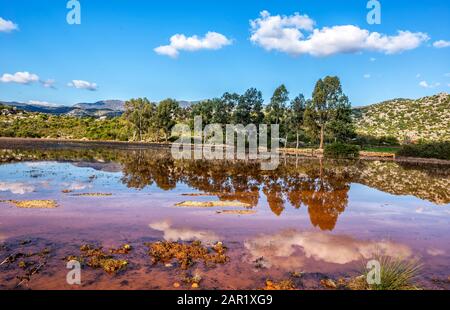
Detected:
left=397, top=142, right=450, bottom=160
left=354, top=135, right=400, bottom=146
left=324, top=142, right=360, bottom=158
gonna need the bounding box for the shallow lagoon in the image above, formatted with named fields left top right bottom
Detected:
left=0, top=144, right=449, bottom=289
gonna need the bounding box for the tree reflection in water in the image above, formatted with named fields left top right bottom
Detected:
left=118, top=149, right=349, bottom=230
left=2, top=146, right=449, bottom=231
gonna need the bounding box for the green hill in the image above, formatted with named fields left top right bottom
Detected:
left=353, top=93, right=450, bottom=143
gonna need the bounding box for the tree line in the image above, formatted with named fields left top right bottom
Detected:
left=123, top=75, right=355, bottom=149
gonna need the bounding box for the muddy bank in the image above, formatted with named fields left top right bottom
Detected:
left=1, top=137, right=449, bottom=165
left=0, top=137, right=170, bottom=151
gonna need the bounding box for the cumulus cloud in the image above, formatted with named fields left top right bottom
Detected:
left=244, top=230, right=412, bottom=270
left=67, top=79, right=98, bottom=91
left=0, top=71, right=39, bottom=84
left=149, top=220, right=220, bottom=244
left=419, top=80, right=440, bottom=88
left=433, top=40, right=450, bottom=48
left=155, top=31, right=232, bottom=58
left=40, top=79, right=56, bottom=89
left=250, top=11, right=429, bottom=57
left=0, top=182, right=35, bottom=195
left=0, top=72, right=56, bottom=89
left=0, top=17, right=18, bottom=33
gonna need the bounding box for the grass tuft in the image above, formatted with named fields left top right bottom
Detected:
left=365, top=256, right=422, bottom=290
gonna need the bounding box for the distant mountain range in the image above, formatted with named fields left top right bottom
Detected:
left=0, top=99, right=197, bottom=118
left=73, top=100, right=125, bottom=111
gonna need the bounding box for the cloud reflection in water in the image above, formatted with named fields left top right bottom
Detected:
left=244, top=229, right=412, bottom=270
left=149, top=220, right=220, bottom=244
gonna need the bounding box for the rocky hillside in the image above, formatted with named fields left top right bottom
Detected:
left=73, top=100, right=125, bottom=111
left=353, top=93, right=450, bottom=142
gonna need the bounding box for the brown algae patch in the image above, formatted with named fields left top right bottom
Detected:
left=320, top=278, right=337, bottom=289
left=71, top=193, right=112, bottom=197
left=175, top=201, right=251, bottom=208
left=216, top=210, right=257, bottom=215
left=1, top=200, right=58, bottom=209
left=263, top=279, right=296, bottom=290
left=180, top=273, right=203, bottom=289
left=342, top=276, right=368, bottom=290
left=109, top=244, right=132, bottom=255
left=145, top=240, right=229, bottom=270
left=65, top=244, right=129, bottom=274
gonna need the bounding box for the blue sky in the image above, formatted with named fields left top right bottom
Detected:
left=0, top=0, right=449, bottom=107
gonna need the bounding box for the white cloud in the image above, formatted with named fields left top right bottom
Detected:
left=154, top=45, right=179, bottom=58
left=0, top=72, right=56, bottom=88
left=149, top=220, right=220, bottom=244
left=0, top=71, right=39, bottom=84
left=28, top=100, right=60, bottom=107
left=369, top=57, right=376, bottom=62
left=419, top=80, right=440, bottom=88
left=0, top=17, right=18, bottom=33
left=155, top=31, right=232, bottom=58
left=433, top=40, right=450, bottom=48
left=0, top=182, right=35, bottom=195
left=67, top=79, right=98, bottom=91
left=363, top=74, right=371, bottom=79
left=40, top=79, right=56, bottom=89
left=250, top=11, right=429, bottom=57
left=61, top=182, right=90, bottom=191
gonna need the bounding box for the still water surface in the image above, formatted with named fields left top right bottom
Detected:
left=0, top=144, right=449, bottom=289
